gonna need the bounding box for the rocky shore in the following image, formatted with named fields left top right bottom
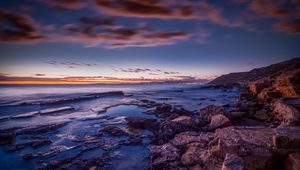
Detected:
left=143, top=58, right=300, bottom=170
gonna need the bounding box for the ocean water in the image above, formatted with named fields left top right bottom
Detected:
left=0, top=84, right=239, bottom=169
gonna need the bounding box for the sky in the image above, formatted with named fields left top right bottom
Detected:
left=0, top=0, right=299, bottom=84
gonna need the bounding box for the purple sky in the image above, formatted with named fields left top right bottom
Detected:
left=0, top=0, right=299, bottom=83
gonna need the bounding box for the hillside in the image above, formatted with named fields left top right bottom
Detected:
left=209, top=58, right=300, bottom=86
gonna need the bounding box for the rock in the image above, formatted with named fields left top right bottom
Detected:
left=257, top=89, right=282, bottom=101
left=23, top=153, right=34, bottom=160
left=125, top=117, right=159, bottom=131
left=199, top=105, right=226, bottom=122
left=211, top=126, right=277, bottom=170
left=155, top=120, right=192, bottom=144
left=154, top=104, right=172, bottom=114
left=39, top=106, right=74, bottom=115
left=99, top=126, right=127, bottom=136
left=274, top=69, right=300, bottom=98
left=252, top=110, right=269, bottom=121
left=284, top=152, right=300, bottom=170
left=225, top=111, right=247, bottom=120
left=189, top=164, right=203, bottom=170
left=181, top=142, right=203, bottom=165
left=150, top=143, right=180, bottom=168
left=273, top=126, right=300, bottom=151
left=198, top=149, right=223, bottom=170
left=273, top=100, right=300, bottom=125
left=17, top=123, right=68, bottom=135
left=249, top=80, right=272, bottom=94
left=171, top=131, right=214, bottom=147
left=208, top=114, right=231, bottom=131
left=0, top=131, right=15, bottom=145
left=171, top=116, right=193, bottom=127
left=12, top=139, right=52, bottom=151
left=222, top=153, right=244, bottom=170
left=192, top=115, right=208, bottom=127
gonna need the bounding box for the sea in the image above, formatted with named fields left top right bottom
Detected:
left=0, top=84, right=239, bottom=169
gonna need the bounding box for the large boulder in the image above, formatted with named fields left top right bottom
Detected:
left=171, top=116, right=193, bottom=127
left=171, top=131, right=214, bottom=147
left=208, top=114, right=231, bottom=131
left=273, top=100, right=300, bottom=125
left=222, top=153, right=244, bottom=170
left=211, top=126, right=277, bottom=170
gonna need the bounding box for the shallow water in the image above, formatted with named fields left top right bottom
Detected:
left=0, top=84, right=239, bottom=169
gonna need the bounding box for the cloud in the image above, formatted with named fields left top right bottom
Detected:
left=35, top=74, right=46, bottom=76
left=0, top=10, right=48, bottom=43
left=41, top=0, right=86, bottom=10
left=60, top=16, right=189, bottom=48
left=274, top=19, right=300, bottom=34
left=249, top=0, right=291, bottom=18
left=92, top=0, right=251, bottom=30
left=114, top=67, right=180, bottom=75
left=45, top=61, right=99, bottom=68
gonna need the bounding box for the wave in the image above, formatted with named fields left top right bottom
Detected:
left=0, top=91, right=124, bottom=107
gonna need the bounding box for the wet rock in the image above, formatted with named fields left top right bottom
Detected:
left=274, top=100, right=300, bottom=125
left=99, top=126, right=128, bottom=137
left=150, top=143, right=180, bottom=169
left=39, top=106, right=74, bottom=115
left=273, top=126, right=300, bottom=151
left=171, top=131, right=214, bottom=147
left=211, top=126, right=277, bottom=170
left=155, top=120, right=192, bottom=144
left=200, top=105, right=226, bottom=122
left=11, top=139, right=52, bottom=152
left=18, top=122, right=68, bottom=135
left=284, top=152, right=300, bottom=170
left=154, top=104, right=172, bottom=114
left=171, top=116, right=193, bottom=127
left=208, top=114, right=231, bottom=131
left=221, top=153, right=244, bottom=170
left=0, top=131, right=15, bottom=145
left=125, top=117, right=159, bottom=131
left=126, top=135, right=142, bottom=145
left=23, top=153, right=34, bottom=160
left=181, top=142, right=204, bottom=165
